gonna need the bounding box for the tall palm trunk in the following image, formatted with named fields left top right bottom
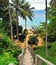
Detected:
left=45, top=0, right=48, bottom=56
left=16, top=0, right=19, bottom=41
left=16, top=9, right=19, bottom=41
left=8, top=1, right=13, bottom=41
left=25, top=19, right=27, bottom=48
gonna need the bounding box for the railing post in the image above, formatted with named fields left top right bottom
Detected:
left=18, top=48, right=25, bottom=65
left=35, top=55, right=37, bottom=65
left=37, top=58, right=42, bottom=65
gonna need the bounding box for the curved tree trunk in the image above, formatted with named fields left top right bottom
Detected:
left=8, top=1, right=13, bottom=41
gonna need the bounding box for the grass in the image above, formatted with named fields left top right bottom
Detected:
left=33, top=41, right=56, bottom=65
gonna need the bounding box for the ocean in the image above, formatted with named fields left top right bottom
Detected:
left=19, top=10, right=45, bottom=29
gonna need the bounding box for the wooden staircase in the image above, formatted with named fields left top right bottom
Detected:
left=22, top=48, right=34, bottom=65
left=18, top=47, right=35, bottom=65
left=18, top=47, right=54, bottom=65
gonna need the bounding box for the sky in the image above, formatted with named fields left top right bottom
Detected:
left=9, top=0, right=51, bottom=10
left=26, top=0, right=51, bottom=10
left=9, top=0, right=51, bottom=29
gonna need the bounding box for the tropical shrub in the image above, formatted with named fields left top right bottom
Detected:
left=28, top=36, right=38, bottom=45
left=18, top=25, right=23, bottom=34
left=23, top=29, right=28, bottom=35
left=7, top=46, right=22, bottom=58
left=0, top=52, right=18, bottom=65
left=48, top=42, right=56, bottom=56
left=19, top=34, right=26, bottom=42
left=33, top=42, right=56, bottom=64
left=0, top=32, right=12, bottom=53
left=13, top=25, right=23, bottom=35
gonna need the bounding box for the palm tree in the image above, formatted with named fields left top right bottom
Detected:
left=45, top=0, right=48, bottom=56
left=20, top=2, right=34, bottom=48
left=11, top=0, right=34, bottom=44
left=50, top=0, right=56, bottom=7
left=20, top=1, right=34, bottom=30
left=11, top=0, right=31, bottom=42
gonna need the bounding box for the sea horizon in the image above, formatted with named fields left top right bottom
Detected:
left=19, top=10, right=45, bottom=29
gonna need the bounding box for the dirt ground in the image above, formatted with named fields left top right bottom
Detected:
left=14, top=29, right=44, bottom=48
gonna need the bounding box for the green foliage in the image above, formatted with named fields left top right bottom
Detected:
left=0, top=29, right=22, bottom=65
left=0, top=52, right=18, bottom=65
left=18, top=25, right=23, bottom=34
left=28, top=36, right=38, bottom=45
left=47, top=0, right=56, bottom=42
left=0, top=1, right=9, bottom=22
left=0, top=32, right=12, bottom=54
left=48, top=42, right=56, bottom=56
left=7, top=45, right=22, bottom=58
left=32, top=24, right=46, bottom=40
left=0, top=33, right=11, bottom=50
left=13, top=24, right=23, bottom=35
left=0, top=21, right=3, bottom=28
left=13, top=48, right=22, bottom=58
left=33, top=42, right=56, bottom=64
left=19, top=34, right=26, bottom=42
left=23, top=29, right=28, bottom=35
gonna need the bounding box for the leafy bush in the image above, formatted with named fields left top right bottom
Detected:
left=0, top=32, right=12, bottom=53
left=0, top=24, right=22, bottom=65
left=7, top=46, right=22, bottom=58
left=13, top=25, right=23, bottom=35
left=28, top=36, right=38, bottom=45
left=23, top=29, right=28, bottom=35
left=18, top=25, right=23, bottom=34
left=0, top=33, right=11, bottom=49
left=33, top=42, right=56, bottom=65
left=48, top=42, right=56, bottom=56
left=13, top=48, right=22, bottom=58
left=0, top=52, right=18, bottom=65
left=47, top=33, right=56, bottom=42
left=19, top=34, right=26, bottom=42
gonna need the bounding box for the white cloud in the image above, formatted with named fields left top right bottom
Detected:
left=9, top=0, right=11, bottom=3
left=26, top=0, right=51, bottom=10
left=31, top=4, right=45, bottom=10
left=9, top=0, right=51, bottom=10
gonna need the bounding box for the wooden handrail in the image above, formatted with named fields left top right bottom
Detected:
left=18, top=48, right=25, bottom=65
left=35, top=54, right=54, bottom=65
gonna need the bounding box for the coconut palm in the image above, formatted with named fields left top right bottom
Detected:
left=11, top=0, right=34, bottom=43
left=50, top=0, right=56, bottom=7
left=0, top=0, right=34, bottom=42
left=19, top=2, right=34, bottom=48
left=11, top=0, right=31, bottom=41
